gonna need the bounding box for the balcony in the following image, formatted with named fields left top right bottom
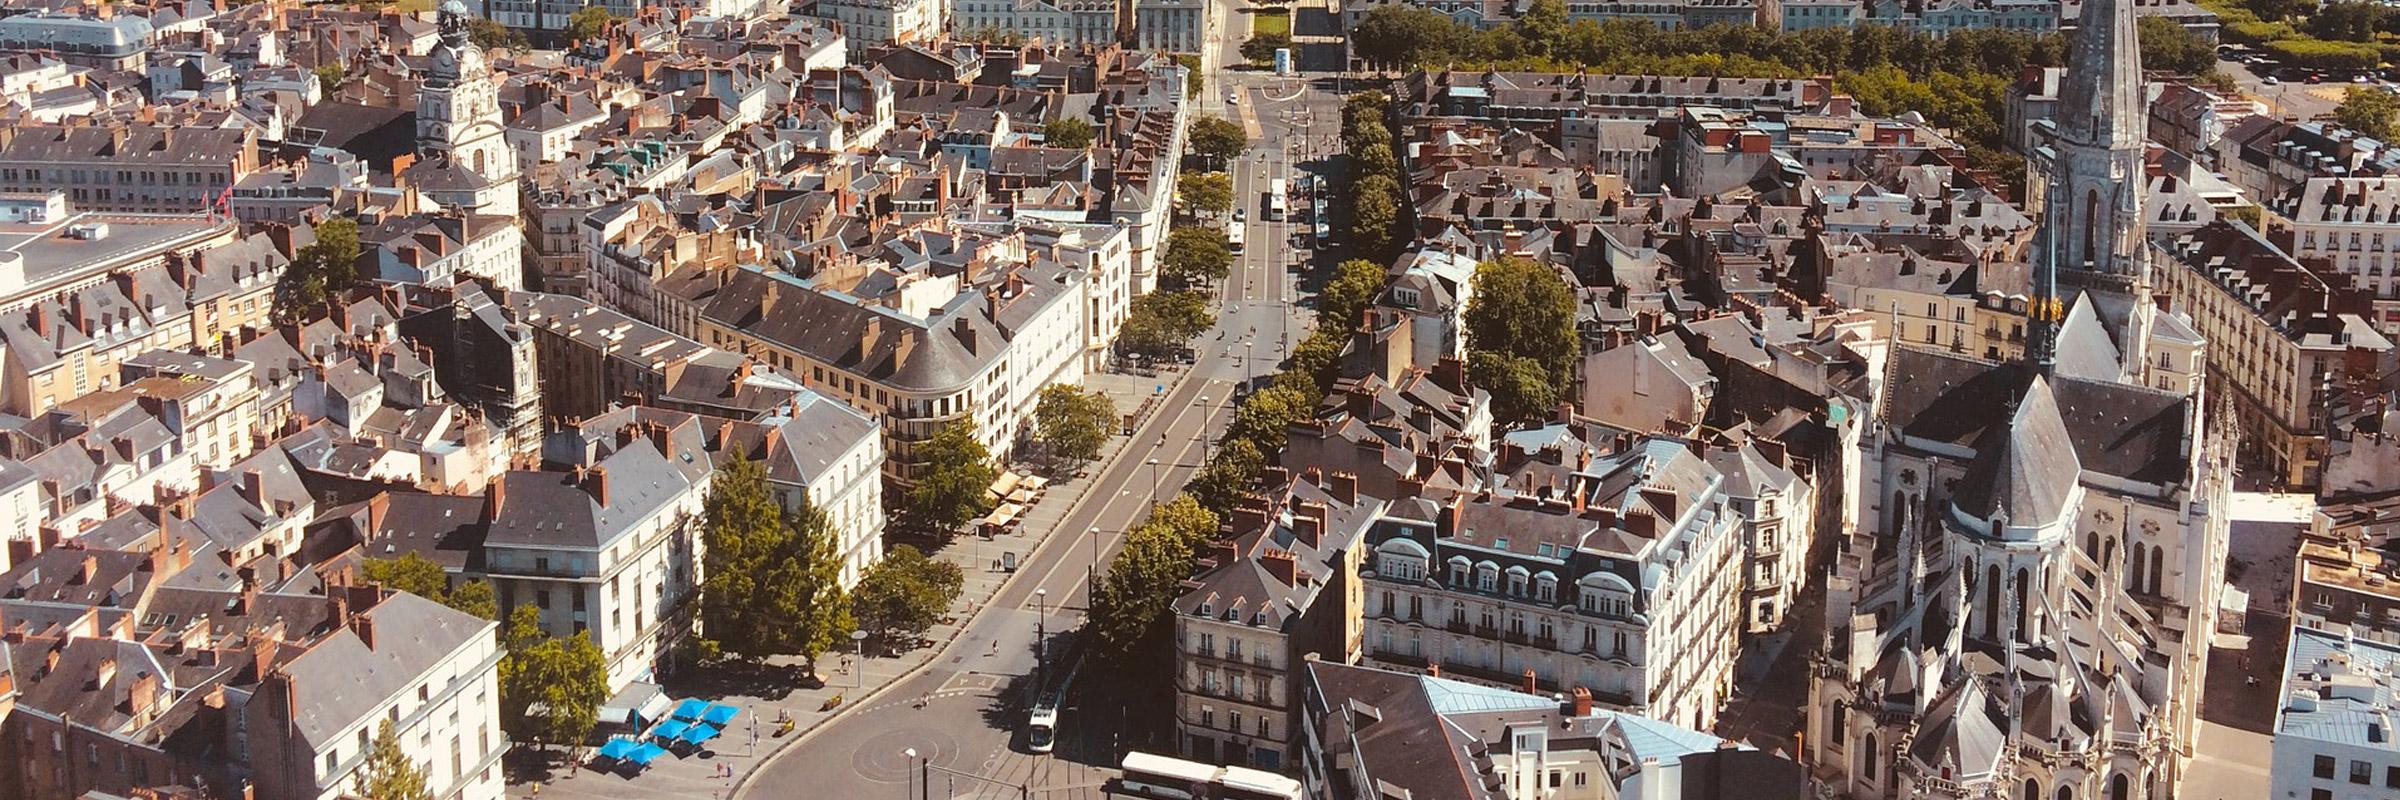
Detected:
left=1446, top=619, right=1471, bottom=635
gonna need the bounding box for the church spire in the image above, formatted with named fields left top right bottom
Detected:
left=2027, top=0, right=2152, bottom=374
left=2057, top=0, right=2146, bottom=154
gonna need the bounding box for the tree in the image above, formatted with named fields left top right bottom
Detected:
left=699, top=454, right=854, bottom=669
left=2138, top=17, right=2215, bottom=75
left=1192, top=438, right=1265, bottom=514
left=493, top=606, right=606, bottom=748
left=1228, top=384, right=1315, bottom=458
left=273, top=216, right=364, bottom=324
left=313, top=64, right=346, bottom=92
left=565, top=5, right=616, bottom=43
left=468, top=17, right=529, bottom=50
left=2337, top=86, right=2400, bottom=140
left=772, top=502, right=855, bottom=671
left=909, top=420, right=998, bottom=534
left=1122, top=290, right=1216, bottom=355
left=1175, top=54, right=1204, bottom=98
left=852, top=544, right=965, bottom=645
left=360, top=552, right=497, bottom=619
left=1242, top=31, right=1293, bottom=66
left=1036, top=384, right=1116, bottom=462
left=1180, top=172, right=1234, bottom=217
left=1349, top=174, right=1401, bottom=258
left=1087, top=520, right=1195, bottom=664
left=1162, top=226, right=1234, bottom=287
left=1351, top=140, right=1397, bottom=183
left=1043, top=117, right=1096, bottom=150
left=535, top=631, right=609, bottom=749
left=699, top=452, right=784, bottom=656
left=1318, top=259, right=1386, bottom=332
left=1189, top=116, right=1249, bottom=167
left=1465, top=256, right=1580, bottom=392
left=1470, top=350, right=1562, bottom=424
left=1281, top=328, right=1345, bottom=396
left=1148, top=493, right=1222, bottom=548
left=359, top=720, right=432, bottom=800
left=2306, top=1, right=2391, bottom=42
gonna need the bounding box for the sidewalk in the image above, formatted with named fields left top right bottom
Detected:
left=507, top=363, right=1193, bottom=800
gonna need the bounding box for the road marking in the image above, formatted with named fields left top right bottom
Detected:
left=1017, top=377, right=1226, bottom=608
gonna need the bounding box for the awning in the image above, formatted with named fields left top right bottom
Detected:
left=983, top=503, right=1023, bottom=527
left=650, top=719, right=690, bottom=741
left=987, top=471, right=1022, bottom=501
left=701, top=703, right=741, bottom=727
left=599, top=681, right=672, bottom=727
left=670, top=698, right=711, bottom=722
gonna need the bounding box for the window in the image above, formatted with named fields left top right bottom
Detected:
left=2385, top=766, right=2399, bottom=789
left=2316, top=755, right=2337, bottom=779
left=536, top=590, right=551, bottom=609
left=2354, top=760, right=2374, bottom=785
left=2313, top=790, right=2332, bottom=800
left=1477, top=565, right=1498, bottom=593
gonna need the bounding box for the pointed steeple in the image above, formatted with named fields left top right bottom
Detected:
left=2057, top=0, right=2146, bottom=153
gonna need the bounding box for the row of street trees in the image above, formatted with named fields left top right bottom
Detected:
left=1340, top=92, right=1403, bottom=261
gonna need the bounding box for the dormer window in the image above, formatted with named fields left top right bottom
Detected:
left=1476, top=564, right=1498, bottom=593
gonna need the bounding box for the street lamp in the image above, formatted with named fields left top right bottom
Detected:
left=902, top=747, right=919, bottom=800
left=851, top=629, right=870, bottom=690
left=1035, top=588, right=1049, bottom=690
left=1147, top=458, right=1163, bottom=508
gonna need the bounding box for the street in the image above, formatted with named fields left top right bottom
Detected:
left=730, top=53, right=1345, bottom=800
left=2218, top=57, right=2342, bottom=121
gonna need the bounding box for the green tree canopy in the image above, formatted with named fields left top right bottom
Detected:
left=1122, top=290, right=1216, bottom=355
left=2138, top=17, right=2216, bottom=75
left=496, top=606, right=608, bottom=749
left=1349, top=173, right=1402, bottom=258
left=852, top=544, right=965, bottom=645
left=1242, top=31, right=1294, bottom=66
left=909, top=419, right=999, bottom=534
left=2338, top=86, right=2400, bottom=140
left=1470, top=350, right=1562, bottom=425
left=468, top=17, right=529, bottom=50
left=1036, top=384, right=1117, bottom=462
left=1191, top=438, right=1265, bottom=514
left=1180, top=172, right=1234, bottom=217
left=313, top=64, right=346, bottom=92
left=700, top=453, right=855, bottom=667
left=1227, top=384, right=1315, bottom=458
left=1162, top=226, right=1234, bottom=287
left=1464, top=257, right=1579, bottom=423
left=273, top=216, right=365, bottom=324
left=1043, top=116, right=1097, bottom=150
left=360, top=720, right=432, bottom=800
left=1280, top=328, right=1346, bottom=396
left=1189, top=116, right=1249, bottom=166
left=1087, top=518, right=1196, bottom=664
left=2305, top=1, right=2392, bottom=42
left=566, top=5, right=616, bottom=43
left=1318, top=259, right=1387, bottom=332
left=360, top=553, right=497, bottom=619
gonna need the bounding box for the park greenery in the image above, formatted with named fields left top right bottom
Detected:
left=360, top=553, right=498, bottom=620
left=852, top=545, right=966, bottom=647
left=1036, top=384, right=1118, bottom=463
left=699, top=453, right=855, bottom=670
left=2204, top=0, right=2400, bottom=73
left=1189, top=116, right=1249, bottom=168
left=468, top=17, right=529, bottom=50
left=498, top=605, right=610, bottom=750
left=908, top=419, right=1001, bottom=534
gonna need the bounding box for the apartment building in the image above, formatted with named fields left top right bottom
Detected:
left=2271, top=177, right=2400, bottom=332
left=2153, top=222, right=2395, bottom=487
left=1175, top=471, right=1385, bottom=771
left=0, top=11, right=155, bottom=70
left=810, top=0, right=944, bottom=54
left=681, top=261, right=1087, bottom=485
left=2271, top=628, right=2400, bottom=800
left=2292, top=492, right=2400, bottom=645
left=1359, top=434, right=1743, bottom=732
left=0, top=126, right=258, bottom=214
left=485, top=425, right=714, bottom=690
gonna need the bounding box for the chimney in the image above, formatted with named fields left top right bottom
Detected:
left=128, top=671, right=160, bottom=718
left=486, top=475, right=506, bottom=519
left=239, top=469, right=264, bottom=507
left=1571, top=686, right=1593, bottom=716
left=1261, top=550, right=1298, bottom=585
left=1207, top=539, right=1241, bottom=567
left=585, top=466, right=610, bottom=507
left=1397, top=476, right=1424, bottom=499
left=1328, top=472, right=1359, bottom=505
left=1294, top=510, right=1323, bottom=548
left=1427, top=663, right=1440, bottom=678
left=1260, top=465, right=1290, bottom=489
left=94, top=657, right=117, bottom=689
left=352, top=612, right=376, bottom=649
left=1437, top=496, right=1466, bottom=537
left=1521, top=668, right=1538, bottom=695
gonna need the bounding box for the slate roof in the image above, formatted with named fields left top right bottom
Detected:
left=1880, top=347, right=2189, bottom=487
left=1949, top=375, right=2083, bottom=527
left=277, top=591, right=492, bottom=749
left=486, top=438, right=699, bottom=550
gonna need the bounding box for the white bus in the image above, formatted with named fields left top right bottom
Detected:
left=1227, top=220, right=1245, bottom=253
left=1265, top=178, right=1288, bottom=222
left=1117, top=752, right=1303, bottom=800
left=1026, top=704, right=1058, bottom=754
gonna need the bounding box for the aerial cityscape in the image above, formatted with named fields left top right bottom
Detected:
left=0, top=0, right=2391, bottom=796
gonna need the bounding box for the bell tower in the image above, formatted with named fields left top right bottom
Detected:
left=2027, top=0, right=2153, bottom=376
